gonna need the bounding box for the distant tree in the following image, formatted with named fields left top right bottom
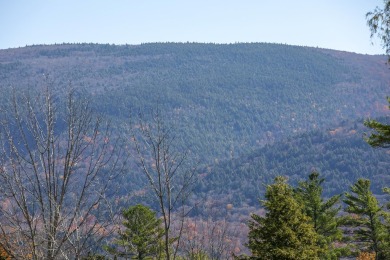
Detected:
left=106, top=204, right=164, bottom=259
left=295, top=171, right=344, bottom=258
left=247, top=176, right=320, bottom=259
left=343, top=179, right=386, bottom=259
left=0, top=83, right=126, bottom=259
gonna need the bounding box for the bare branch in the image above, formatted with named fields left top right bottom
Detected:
left=0, top=82, right=127, bottom=259
left=129, top=109, right=198, bottom=260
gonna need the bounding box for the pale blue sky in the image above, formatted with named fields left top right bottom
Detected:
left=0, top=0, right=385, bottom=54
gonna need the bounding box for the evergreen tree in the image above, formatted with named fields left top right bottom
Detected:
left=363, top=97, right=390, bottom=259
left=344, top=179, right=386, bottom=259
left=295, top=172, right=344, bottom=259
left=106, top=204, right=165, bottom=259
left=364, top=97, right=390, bottom=148
left=381, top=187, right=390, bottom=259
left=247, top=176, right=320, bottom=259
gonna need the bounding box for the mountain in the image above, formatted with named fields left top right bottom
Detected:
left=0, top=43, right=389, bottom=210
left=1, top=43, right=389, bottom=162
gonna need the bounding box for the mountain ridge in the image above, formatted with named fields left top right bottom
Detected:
left=0, top=43, right=388, bottom=198
left=1, top=43, right=389, bottom=159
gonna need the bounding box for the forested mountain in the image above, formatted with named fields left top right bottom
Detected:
left=1, top=43, right=389, bottom=162
left=0, top=43, right=389, bottom=211
left=1, top=42, right=390, bottom=258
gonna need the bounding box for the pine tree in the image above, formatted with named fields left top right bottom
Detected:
left=247, top=176, right=320, bottom=259
left=344, top=179, right=386, bottom=259
left=364, top=4, right=390, bottom=258
left=295, top=172, right=344, bottom=259
left=380, top=187, right=390, bottom=259
left=106, top=204, right=165, bottom=259
left=364, top=97, right=390, bottom=148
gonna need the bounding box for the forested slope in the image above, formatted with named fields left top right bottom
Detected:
left=0, top=43, right=389, bottom=216
left=196, top=119, right=390, bottom=215
left=0, top=43, right=388, bottom=163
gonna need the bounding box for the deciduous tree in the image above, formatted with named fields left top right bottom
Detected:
left=367, top=1, right=390, bottom=58
left=129, top=109, right=197, bottom=260
left=0, top=83, right=126, bottom=259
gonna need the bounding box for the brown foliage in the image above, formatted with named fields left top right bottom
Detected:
left=356, top=251, right=376, bottom=260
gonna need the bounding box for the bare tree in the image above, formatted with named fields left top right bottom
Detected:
left=180, top=218, right=235, bottom=260
left=0, top=83, right=126, bottom=259
left=179, top=203, right=242, bottom=260
left=129, top=109, right=197, bottom=260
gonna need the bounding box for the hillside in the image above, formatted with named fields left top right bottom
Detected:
left=1, top=43, right=389, bottom=164
left=0, top=43, right=389, bottom=208
left=1, top=43, right=389, bottom=255
left=196, top=119, right=390, bottom=212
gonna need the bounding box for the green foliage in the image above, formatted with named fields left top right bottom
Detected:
left=106, top=204, right=164, bottom=260
left=81, top=253, right=107, bottom=260
left=202, top=121, right=390, bottom=211
left=1, top=43, right=388, bottom=166
left=380, top=187, right=390, bottom=259
left=344, top=179, right=387, bottom=259
left=247, top=177, right=321, bottom=259
left=185, top=251, right=211, bottom=260
left=364, top=97, right=390, bottom=148
left=295, top=172, right=344, bottom=259
left=1, top=43, right=390, bottom=255
left=1, top=43, right=389, bottom=216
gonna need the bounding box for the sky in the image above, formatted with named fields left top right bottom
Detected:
left=0, top=0, right=386, bottom=54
